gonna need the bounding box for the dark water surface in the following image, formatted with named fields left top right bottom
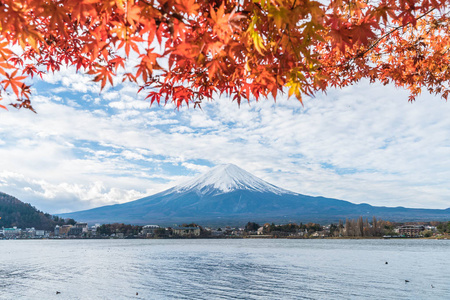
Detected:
left=1, top=239, right=449, bottom=299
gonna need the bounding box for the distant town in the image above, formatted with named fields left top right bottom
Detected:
left=2, top=217, right=450, bottom=240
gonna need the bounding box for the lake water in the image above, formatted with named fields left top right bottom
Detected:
left=1, top=239, right=449, bottom=299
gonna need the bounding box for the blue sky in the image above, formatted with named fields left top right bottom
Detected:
left=0, top=66, right=449, bottom=213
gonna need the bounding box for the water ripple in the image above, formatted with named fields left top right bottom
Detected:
left=1, top=239, right=450, bottom=299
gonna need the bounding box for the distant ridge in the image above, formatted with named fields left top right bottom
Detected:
left=60, top=164, right=450, bottom=225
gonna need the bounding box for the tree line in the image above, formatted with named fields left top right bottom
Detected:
left=0, top=192, right=75, bottom=230
left=244, top=217, right=395, bottom=237
left=96, top=223, right=143, bottom=236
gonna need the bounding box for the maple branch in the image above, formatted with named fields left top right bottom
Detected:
left=2, top=0, right=450, bottom=109
left=357, top=8, right=436, bottom=59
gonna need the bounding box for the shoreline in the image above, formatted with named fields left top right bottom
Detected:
left=2, top=235, right=449, bottom=241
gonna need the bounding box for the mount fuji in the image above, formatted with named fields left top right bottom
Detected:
left=172, top=164, right=293, bottom=196
left=60, top=164, right=450, bottom=225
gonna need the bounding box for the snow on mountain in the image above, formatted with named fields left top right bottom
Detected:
left=172, top=164, right=295, bottom=196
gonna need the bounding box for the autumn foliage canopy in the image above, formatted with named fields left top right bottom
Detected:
left=0, top=0, right=450, bottom=111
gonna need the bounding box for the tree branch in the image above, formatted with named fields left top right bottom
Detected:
left=357, top=8, right=436, bottom=59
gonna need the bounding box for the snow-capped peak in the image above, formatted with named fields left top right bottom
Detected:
left=173, top=164, right=294, bottom=195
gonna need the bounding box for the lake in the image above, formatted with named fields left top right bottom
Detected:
left=1, top=239, right=449, bottom=299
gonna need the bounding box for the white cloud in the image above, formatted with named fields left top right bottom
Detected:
left=109, top=100, right=150, bottom=110
left=1, top=70, right=450, bottom=215
left=181, top=162, right=210, bottom=173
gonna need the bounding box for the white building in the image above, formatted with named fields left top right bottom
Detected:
left=35, top=230, right=45, bottom=237
left=141, top=225, right=160, bottom=237
left=3, top=227, right=21, bottom=238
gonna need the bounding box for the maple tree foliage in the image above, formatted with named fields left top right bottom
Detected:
left=0, top=0, right=450, bottom=111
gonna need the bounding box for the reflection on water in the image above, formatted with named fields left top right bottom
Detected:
left=1, top=239, right=449, bottom=299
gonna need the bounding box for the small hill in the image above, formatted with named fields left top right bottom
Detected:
left=0, top=192, right=75, bottom=230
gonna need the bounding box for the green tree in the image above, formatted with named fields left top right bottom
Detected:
left=244, top=222, right=260, bottom=232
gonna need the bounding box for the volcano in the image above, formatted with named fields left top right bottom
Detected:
left=60, top=164, right=450, bottom=225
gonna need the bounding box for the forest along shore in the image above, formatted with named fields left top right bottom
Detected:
left=3, top=219, right=450, bottom=240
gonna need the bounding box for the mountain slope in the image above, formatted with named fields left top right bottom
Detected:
left=60, top=164, right=450, bottom=225
left=172, top=163, right=293, bottom=195
left=0, top=192, right=75, bottom=230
